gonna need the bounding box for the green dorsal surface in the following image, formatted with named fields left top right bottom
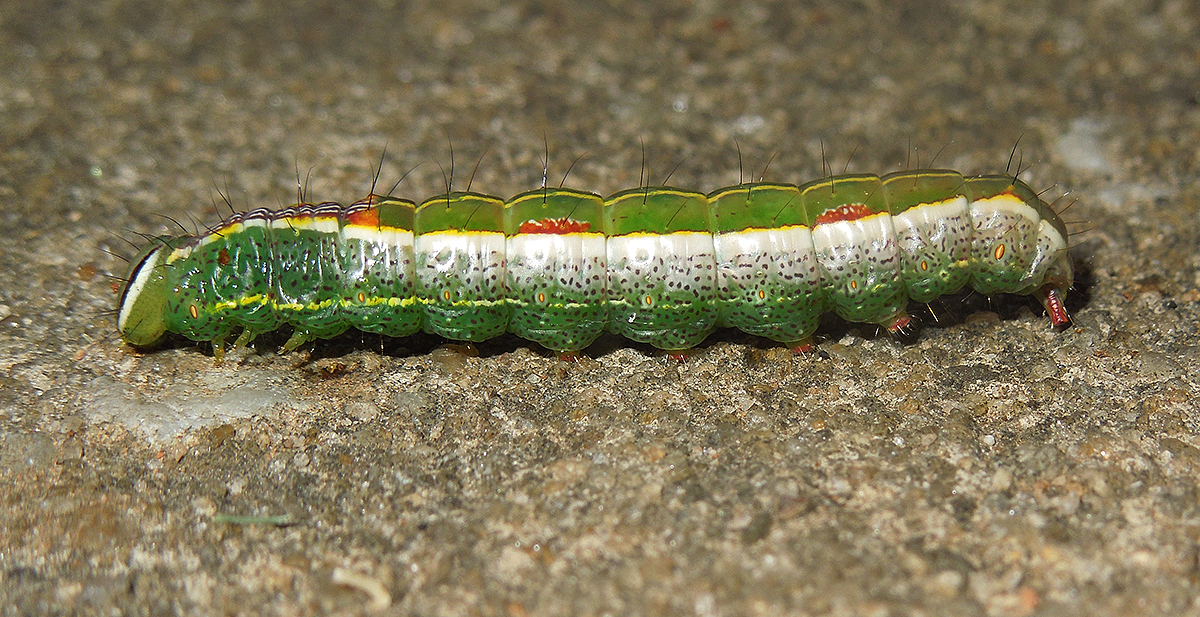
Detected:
left=798, top=174, right=887, bottom=221
left=602, top=187, right=711, bottom=235
left=503, top=187, right=604, bottom=235
left=709, top=183, right=807, bottom=233
left=415, top=191, right=505, bottom=233
left=880, top=170, right=967, bottom=214
left=373, top=196, right=416, bottom=230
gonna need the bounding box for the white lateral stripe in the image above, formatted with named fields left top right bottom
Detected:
left=970, top=193, right=1040, bottom=223
left=811, top=214, right=897, bottom=261
left=607, top=231, right=715, bottom=264
left=892, top=196, right=969, bottom=234
left=415, top=231, right=506, bottom=259
left=1038, top=221, right=1068, bottom=252
left=714, top=226, right=814, bottom=260
left=507, top=234, right=607, bottom=272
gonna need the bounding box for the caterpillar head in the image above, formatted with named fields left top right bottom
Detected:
left=117, top=240, right=173, bottom=347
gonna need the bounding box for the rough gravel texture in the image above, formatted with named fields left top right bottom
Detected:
left=2, top=0, right=1199, bottom=615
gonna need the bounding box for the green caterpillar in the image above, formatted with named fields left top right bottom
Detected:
left=116, top=168, right=1072, bottom=359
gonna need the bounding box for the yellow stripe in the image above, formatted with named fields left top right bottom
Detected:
left=722, top=224, right=809, bottom=234
left=610, top=230, right=712, bottom=239
left=416, top=229, right=504, bottom=237
left=606, top=187, right=704, bottom=201
left=342, top=223, right=409, bottom=233
left=507, top=231, right=604, bottom=238
left=204, top=294, right=616, bottom=316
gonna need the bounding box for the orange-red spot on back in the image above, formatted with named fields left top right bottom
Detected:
left=518, top=217, right=592, bottom=234
left=345, top=208, right=381, bottom=227
left=814, top=204, right=874, bottom=225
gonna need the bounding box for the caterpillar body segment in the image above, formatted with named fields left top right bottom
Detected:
left=336, top=196, right=421, bottom=339
left=603, top=187, right=720, bottom=350
left=504, top=187, right=610, bottom=354
left=116, top=168, right=1073, bottom=357
left=709, top=182, right=824, bottom=349
left=414, top=191, right=509, bottom=343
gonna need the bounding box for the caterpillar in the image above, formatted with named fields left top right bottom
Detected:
left=116, top=167, right=1073, bottom=360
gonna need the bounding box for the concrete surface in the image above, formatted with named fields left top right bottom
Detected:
left=2, top=0, right=1199, bottom=615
